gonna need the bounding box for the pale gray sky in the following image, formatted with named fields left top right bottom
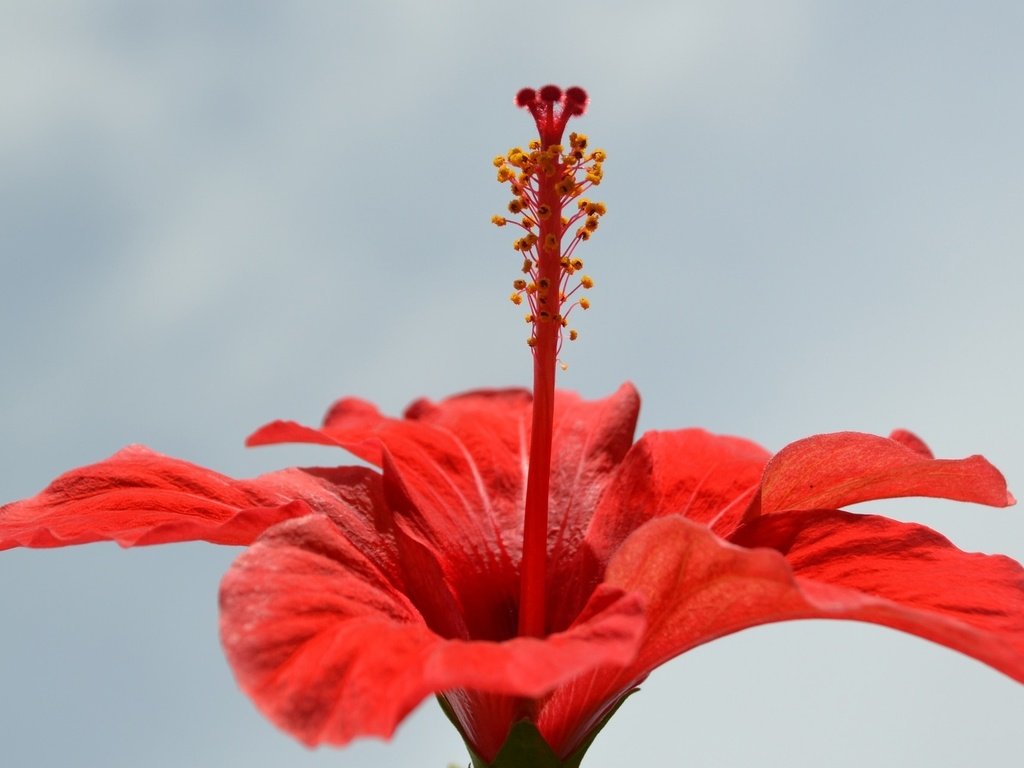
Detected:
left=2, top=2, right=1022, bottom=766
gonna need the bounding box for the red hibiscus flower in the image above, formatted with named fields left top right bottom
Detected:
left=1, top=386, right=1020, bottom=766
left=2, top=86, right=1022, bottom=768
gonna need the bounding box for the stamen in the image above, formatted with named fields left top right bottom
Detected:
left=493, top=86, right=607, bottom=638
left=491, top=88, right=606, bottom=355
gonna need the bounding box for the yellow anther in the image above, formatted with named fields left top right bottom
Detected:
left=494, top=115, right=607, bottom=337
left=555, top=176, right=576, bottom=196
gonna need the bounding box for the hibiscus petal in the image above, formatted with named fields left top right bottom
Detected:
left=549, top=428, right=768, bottom=630
left=248, top=387, right=641, bottom=639
left=529, top=515, right=811, bottom=761
left=219, top=511, right=646, bottom=750
left=592, top=517, right=810, bottom=692
left=750, top=431, right=1013, bottom=518
left=397, top=384, right=639, bottom=578
left=246, top=397, right=388, bottom=465
left=0, top=445, right=346, bottom=549
left=888, top=428, right=933, bottom=458
left=587, top=428, right=769, bottom=560
left=382, top=387, right=638, bottom=639
left=733, top=509, right=1024, bottom=682
left=249, top=386, right=639, bottom=544
left=249, top=392, right=536, bottom=618
left=593, top=514, right=1024, bottom=712
left=246, top=391, right=535, bottom=469
left=545, top=384, right=640, bottom=568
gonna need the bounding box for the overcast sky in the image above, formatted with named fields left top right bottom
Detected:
left=1, top=2, right=1022, bottom=766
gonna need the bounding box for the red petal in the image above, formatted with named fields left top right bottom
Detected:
left=546, top=384, right=640, bottom=574
left=584, top=512, right=1024, bottom=728
left=530, top=516, right=810, bottom=757
left=734, top=509, right=1024, bottom=682
left=0, top=445, right=326, bottom=549
left=219, top=511, right=645, bottom=752
left=549, top=429, right=768, bottom=629
left=248, top=392, right=537, bottom=628
left=750, top=431, right=1013, bottom=518
left=889, top=428, right=933, bottom=457
left=382, top=386, right=638, bottom=638
left=247, top=397, right=388, bottom=465
left=587, top=428, right=769, bottom=558
left=248, top=387, right=641, bottom=637
left=599, top=516, right=810, bottom=689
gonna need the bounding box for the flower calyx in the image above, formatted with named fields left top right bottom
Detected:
left=438, top=691, right=635, bottom=768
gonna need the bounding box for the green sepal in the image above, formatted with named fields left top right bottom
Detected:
left=437, top=689, right=637, bottom=768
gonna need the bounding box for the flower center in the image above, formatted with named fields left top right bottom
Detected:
left=493, top=85, right=607, bottom=637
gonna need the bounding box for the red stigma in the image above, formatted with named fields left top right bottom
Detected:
left=538, top=84, right=563, bottom=102
left=515, top=84, right=589, bottom=147
left=514, top=88, right=536, bottom=108
left=564, top=86, right=588, bottom=115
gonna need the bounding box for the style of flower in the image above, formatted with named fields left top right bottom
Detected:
left=1, top=86, right=1022, bottom=768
